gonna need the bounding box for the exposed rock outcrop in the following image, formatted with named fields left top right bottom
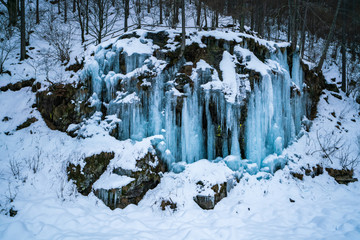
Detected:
left=0, top=78, right=36, bottom=92
left=36, top=83, right=94, bottom=132
left=67, top=152, right=115, bottom=195
left=94, top=152, right=166, bottom=209
left=326, top=168, right=358, bottom=185
left=193, top=181, right=228, bottom=210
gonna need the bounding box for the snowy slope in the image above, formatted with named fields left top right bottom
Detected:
left=0, top=1, right=359, bottom=236
left=0, top=69, right=359, bottom=239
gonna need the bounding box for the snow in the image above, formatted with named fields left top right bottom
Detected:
left=220, top=51, right=239, bottom=103
left=93, top=174, right=134, bottom=190
left=1, top=8, right=360, bottom=239
left=234, top=45, right=271, bottom=75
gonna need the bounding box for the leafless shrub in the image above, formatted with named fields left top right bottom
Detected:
left=0, top=18, right=17, bottom=74
left=38, top=12, right=73, bottom=63
left=25, top=147, right=42, bottom=174
left=37, top=48, right=58, bottom=83
left=312, top=130, right=360, bottom=170
left=311, top=130, right=344, bottom=164
left=336, top=145, right=359, bottom=170
left=5, top=182, right=18, bottom=203
left=9, top=158, right=22, bottom=180
left=56, top=164, right=67, bottom=201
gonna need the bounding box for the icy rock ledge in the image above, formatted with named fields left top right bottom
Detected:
left=93, top=152, right=167, bottom=209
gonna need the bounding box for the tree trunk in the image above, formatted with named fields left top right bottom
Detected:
left=290, top=0, right=298, bottom=51
left=64, top=0, right=67, bottom=23
left=136, top=0, right=141, bottom=28
left=7, top=0, right=17, bottom=26
left=341, top=1, right=347, bottom=92
left=159, top=0, right=162, bottom=24
left=196, top=0, right=201, bottom=28
left=300, top=0, right=308, bottom=58
left=124, top=0, right=129, bottom=31
left=316, top=0, right=342, bottom=72
left=76, top=0, right=85, bottom=43
left=287, top=0, right=292, bottom=42
left=250, top=0, right=254, bottom=30
left=174, top=0, right=179, bottom=26
left=85, top=0, right=88, bottom=34
left=215, top=10, right=218, bottom=28
left=73, top=0, right=76, bottom=12
left=36, top=0, right=40, bottom=24
left=204, top=5, right=207, bottom=29
left=180, top=0, right=185, bottom=57
left=20, top=0, right=25, bottom=60
left=239, top=0, right=244, bottom=31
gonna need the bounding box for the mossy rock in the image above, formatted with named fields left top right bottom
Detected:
left=242, top=37, right=269, bottom=63
left=36, top=83, right=94, bottom=132
left=160, top=199, right=177, bottom=211
left=94, top=152, right=166, bottom=209
left=194, top=182, right=227, bottom=210
left=67, top=152, right=115, bottom=196
left=0, top=78, right=35, bottom=92
left=146, top=31, right=169, bottom=48
left=65, top=57, right=84, bottom=73
left=119, top=31, right=140, bottom=40
left=300, top=62, right=326, bottom=120
left=325, top=168, right=358, bottom=185
left=16, top=117, right=38, bottom=131
left=174, top=73, right=194, bottom=93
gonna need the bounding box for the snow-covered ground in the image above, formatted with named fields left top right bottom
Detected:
left=0, top=63, right=359, bottom=239
left=1, top=1, right=360, bottom=239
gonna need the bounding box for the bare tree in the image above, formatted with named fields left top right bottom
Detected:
left=20, top=0, right=25, bottom=60
left=133, top=0, right=142, bottom=28
left=0, top=19, right=17, bottom=73
left=179, top=0, right=185, bottom=57
left=36, top=0, right=39, bottom=24
left=64, top=0, right=68, bottom=23
left=75, top=0, right=86, bottom=43
left=316, top=0, right=342, bottom=72
left=299, top=0, right=308, bottom=58
left=159, top=0, right=162, bottom=24
left=124, top=0, right=129, bottom=31
left=0, top=0, right=17, bottom=26
left=39, top=13, right=73, bottom=63
left=88, top=0, right=118, bottom=44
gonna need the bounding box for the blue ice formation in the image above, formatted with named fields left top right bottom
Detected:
left=82, top=30, right=308, bottom=173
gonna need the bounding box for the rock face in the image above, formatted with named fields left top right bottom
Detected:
left=80, top=29, right=326, bottom=171
left=94, top=152, right=166, bottom=209
left=38, top=30, right=327, bottom=209
left=36, top=30, right=325, bottom=172
left=16, top=117, right=38, bottom=130
left=67, top=152, right=115, bottom=195
left=299, top=61, right=326, bottom=120
left=291, top=165, right=358, bottom=185
left=193, top=182, right=227, bottom=210
left=326, top=168, right=358, bottom=185
left=36, top=83, right=94, bottom=132
left=0, top=79, right=36, bottom=92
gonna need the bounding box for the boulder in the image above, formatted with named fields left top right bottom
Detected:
left=193, top=182, right=227, bottom=210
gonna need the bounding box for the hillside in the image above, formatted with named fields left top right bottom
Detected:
left=0, top=0, right=360, bottom=239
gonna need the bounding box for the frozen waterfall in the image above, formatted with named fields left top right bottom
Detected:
left=82, top=30, right=308, bottom=173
